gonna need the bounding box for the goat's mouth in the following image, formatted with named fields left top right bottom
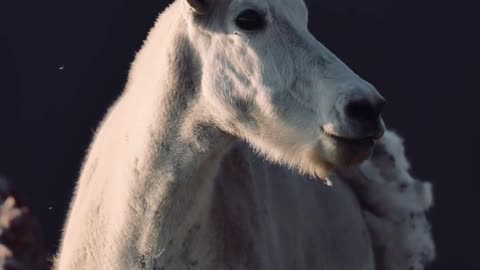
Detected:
left=321, top=127, right=376, bottom=146
left=320, top=126, right=378, bottom=166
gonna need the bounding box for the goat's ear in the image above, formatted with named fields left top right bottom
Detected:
left=184, top=0, right=212, bottom=15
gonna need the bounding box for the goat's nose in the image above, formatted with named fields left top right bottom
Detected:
left=345, top=96, right=386, bottom=123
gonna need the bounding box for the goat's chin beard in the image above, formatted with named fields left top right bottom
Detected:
left=295, top=142, right=374, bottom=183
left=324, top=146, right=374, bottom=168
left=301, top=147, right=336, bottom=179
left=242, top=134, right=344, bottom=182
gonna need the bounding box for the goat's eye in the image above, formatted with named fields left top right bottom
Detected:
left=235, top=9, right=266, bottom=31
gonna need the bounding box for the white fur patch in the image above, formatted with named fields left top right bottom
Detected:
left=338, top=131, right=435, bottom=270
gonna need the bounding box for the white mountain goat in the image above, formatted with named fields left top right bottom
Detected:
left=55, top=0, right=434, bottom=269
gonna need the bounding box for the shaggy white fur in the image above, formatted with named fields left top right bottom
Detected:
left=54, top=1, right=434, bottom=269
left=338, top=131, right=435, bottom=270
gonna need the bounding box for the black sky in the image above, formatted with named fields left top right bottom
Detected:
left=0, top=0, right=478, bottom=268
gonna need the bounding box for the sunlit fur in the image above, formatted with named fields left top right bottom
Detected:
left=54, top=1, right=429, bottom=270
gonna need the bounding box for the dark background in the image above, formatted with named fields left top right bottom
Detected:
left=0, top=0, right=477, bottom=268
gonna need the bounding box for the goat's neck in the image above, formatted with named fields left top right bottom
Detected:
left=117, top=18, right=234, bottom=265
left=121, top=98, right=232, bottom=263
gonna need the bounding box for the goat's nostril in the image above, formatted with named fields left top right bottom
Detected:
left=345, top=98, right=385, bottom=122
